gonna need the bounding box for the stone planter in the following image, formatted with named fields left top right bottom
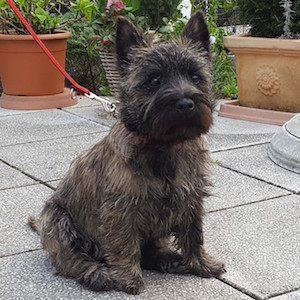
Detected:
left=223, top=35, right=300, bottom=113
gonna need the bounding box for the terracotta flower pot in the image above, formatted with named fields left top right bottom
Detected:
left=223, top=35, right=300, bottom=113
left=0, top=30, right=77, bottom=110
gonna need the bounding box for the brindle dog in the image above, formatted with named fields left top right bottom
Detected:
left=29, top=11, right=225, bottom=294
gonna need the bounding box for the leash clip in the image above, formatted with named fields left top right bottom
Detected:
left=84, top=92, right=119, bottom=114
left=70, top=88, right=78, bottom=100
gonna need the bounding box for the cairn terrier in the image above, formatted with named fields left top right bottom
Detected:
left=29, top=11, right=225, bottom=294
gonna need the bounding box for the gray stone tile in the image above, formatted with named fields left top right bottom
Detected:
left=272, top=291, right=300, bottom=299
left=63, top=105, right=117, bottom=128
left=211, top=144, right=300, bottom=192
left=208, top=116, right=280, bottom=151
left=0, top=106, right=36, bottom=117
left=0, top=185, right=52, bottom=256
left=207, top=165, right=289, bottom=211
left=0, top=132, right=108, bottom=182
left=205, top=194, right=300, bottom=299
left=0, top=109, right=108, bottom=146
left=0, top=161, right=35, bottom=190
left=0, top=250, right=252, bottom=300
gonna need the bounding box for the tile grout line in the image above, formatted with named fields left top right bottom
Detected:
left=216, top=277, right=263, bottom=300
left=217, top=164, right=299, bottom=195
left=207, top=193, right=293, bottom=214
left=59, top=107, right=116, bottom=128
left=0, top=158, right=56, bottom=191
left=0, top=248, right=42, bottom=259
left=0, top=129, right=110, bottom=148
left=266, top=287, right=300, bottom=299
left=0, top=182, right=40, bottom=192
left=211, top=140, right=271, bottom=154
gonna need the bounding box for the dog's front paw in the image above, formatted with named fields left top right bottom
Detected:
left=192, top=257, right=226, bottom=278
left=188, top=249, right=226, bottom=278
left=115, top=275, right=145, bottom=295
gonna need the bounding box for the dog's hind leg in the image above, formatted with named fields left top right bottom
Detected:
left=37, top=201, right=115, bottom=292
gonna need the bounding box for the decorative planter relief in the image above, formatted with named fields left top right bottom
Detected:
left=256, top=65, right=280, bottom=96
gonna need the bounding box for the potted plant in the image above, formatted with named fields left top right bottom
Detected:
left=90, top=0, right=147, bottom=96
left=0, top=0, right=91, bottom=110
left=221, top=0, right=300, bottom=123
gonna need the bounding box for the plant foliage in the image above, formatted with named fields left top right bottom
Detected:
left=238, top=0, right=300, bottom=38
left=90, top=0, right=147, bottom=51
left=0, top=0, right=94, bottom=34
left=139, top=0, right=182, bottom=29
left=206, top=0, right=238, bottom=98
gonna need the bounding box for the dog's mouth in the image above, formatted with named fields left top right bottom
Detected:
left=199, top=98, right=213, bottom=112
left=148, top=100, right=213, bottom=144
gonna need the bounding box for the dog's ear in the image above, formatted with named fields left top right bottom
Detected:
left=115, top=16, right=145, bottom=65
left=182, top=11, right=210, bottom=52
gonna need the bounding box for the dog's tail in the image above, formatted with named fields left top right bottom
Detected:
left=28, top=216, right=40, bottom=234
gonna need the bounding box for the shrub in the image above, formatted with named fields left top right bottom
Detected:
left=238, top=0, right=300, bottom=38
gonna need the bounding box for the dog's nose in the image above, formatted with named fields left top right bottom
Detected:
left=175, top=98, right=195, bottom=113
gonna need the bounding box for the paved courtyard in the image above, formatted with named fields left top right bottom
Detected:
left=0, top=96, right=299, bottom=300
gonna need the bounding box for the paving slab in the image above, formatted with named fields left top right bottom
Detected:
left=205, top=194, right=300, bottom=299
left=0, top=132, right=108, bottom=182
left=71, top=95, right=104, bottom=107
left=211, top=144, right=300, bottom=193
left=272, top=291, right=300, bottom=299
left=0, top=250, right=252, bottom=300
left=0, top=185, right=52, bottom=257
left=0, top=161, right=35, bottom=190
left=0, top=109, right=109, bottom=147
left=208, top=115, right=280, bottom=151
left=0, top=106, right=36, bottom=117
left=63, top=105, right=117, bottom=128
left=207, top=164, right=289, bottom=212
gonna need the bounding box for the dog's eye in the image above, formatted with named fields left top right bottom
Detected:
left=150, top=75, right=161, bottom=86
left=191, top=74, right=200, bottom=82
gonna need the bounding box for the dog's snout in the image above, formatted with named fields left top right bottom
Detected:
left=175, top=98, right=195, bottom=113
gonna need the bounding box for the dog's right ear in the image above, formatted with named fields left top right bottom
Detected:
left=115, top=16, right=145, bottom=67
left=182, top=10, right=210, bottom=52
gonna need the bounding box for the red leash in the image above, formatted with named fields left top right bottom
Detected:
left=6, top=0, right=90, bottom=95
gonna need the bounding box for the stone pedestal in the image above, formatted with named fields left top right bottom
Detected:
left=268, top=114, right=300, bottom=174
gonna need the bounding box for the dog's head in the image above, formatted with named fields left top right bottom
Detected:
left=115, top=11, right=214, bottom=145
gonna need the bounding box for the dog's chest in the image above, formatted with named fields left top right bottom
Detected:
left=139, top=177, right=200, bottom=239
left=130, top=145, right=177, bottom=180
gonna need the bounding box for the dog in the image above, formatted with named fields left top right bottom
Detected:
left=29, top=11, right=225, bottom=294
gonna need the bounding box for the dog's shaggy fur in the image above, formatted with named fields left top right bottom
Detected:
left=29, top=11, right=225, bottom=294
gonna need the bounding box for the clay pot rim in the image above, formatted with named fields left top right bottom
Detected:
left=224, top=34, right=300, bottom=51
left=0, top=30, right=72, bottom=41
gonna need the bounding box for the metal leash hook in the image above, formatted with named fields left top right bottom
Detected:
left=70, top=88, right=118, bottom=115
left=84, top=92, right=118, bottom=114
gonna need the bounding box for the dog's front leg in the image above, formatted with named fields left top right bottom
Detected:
left=99, top=221, right=144, bottom=294
left=176, top=218, right=225, bottom=278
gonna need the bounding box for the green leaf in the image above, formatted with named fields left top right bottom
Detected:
left=162, top=17, right=169, bottom=25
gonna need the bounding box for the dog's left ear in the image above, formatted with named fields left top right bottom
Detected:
left=182, top=11, right=210, bottom=52
left=115, top=16, right=145, bottom=65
